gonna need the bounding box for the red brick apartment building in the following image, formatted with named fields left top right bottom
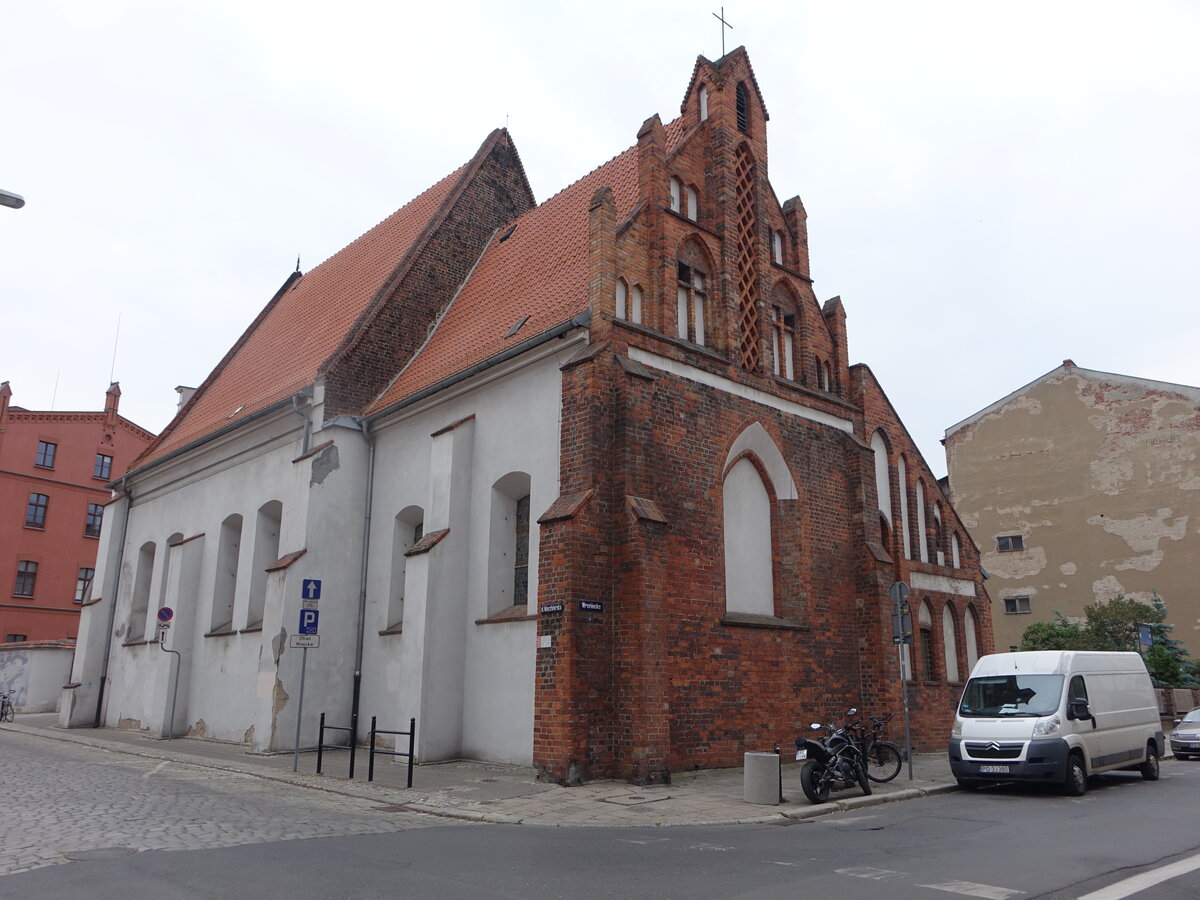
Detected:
left=0, top=382, right=154, bottom=642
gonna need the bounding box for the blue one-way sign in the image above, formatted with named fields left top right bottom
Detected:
left=299, top=609, right=319, bottom=635
left=302, top=579, right=322, bottom=600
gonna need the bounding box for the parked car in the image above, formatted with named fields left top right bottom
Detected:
left=1169, top=709, right=1200, bottom=760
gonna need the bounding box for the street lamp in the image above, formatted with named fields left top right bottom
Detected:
left=0, top=189, right=25, bottom=209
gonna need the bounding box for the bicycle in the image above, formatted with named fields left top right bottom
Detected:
left=848, top=712, right=903, bottom=783
left=0, top=691, right=14, bottom=723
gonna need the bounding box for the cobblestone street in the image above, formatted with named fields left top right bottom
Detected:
left=0, top=730, right=450, bottom=877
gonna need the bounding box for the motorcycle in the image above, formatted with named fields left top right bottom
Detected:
left=795, top=708, right=872, bottom=803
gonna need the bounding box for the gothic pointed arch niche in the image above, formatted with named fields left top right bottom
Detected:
left=721, top=423, right=797, bottom=617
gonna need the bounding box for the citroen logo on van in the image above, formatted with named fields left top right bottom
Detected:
left=987, top=741, right=1003, bottom=752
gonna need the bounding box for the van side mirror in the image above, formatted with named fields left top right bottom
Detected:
left=1069, top=698, right=1096, bottom=727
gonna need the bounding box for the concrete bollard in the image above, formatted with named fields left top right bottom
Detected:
left=743, top=751, right=781, bottom=805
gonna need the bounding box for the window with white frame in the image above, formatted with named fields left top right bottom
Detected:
left=772, top=230, right=784, bottom=265
left=75, top=567, right=94, bottom=603
left=676, top=260, right=708, bottom=346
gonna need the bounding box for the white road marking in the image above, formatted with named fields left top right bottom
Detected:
left=917, top=879, right=1025, bottom=899
left=1075, top=852, right=1200, bottom=900
left=836, top=866, right=909, bottom=880
left=688, top=843, right=733, bottom=851
left=142, top=762, right=169, bottom=779
left=618, top=838, right=670, bottom=845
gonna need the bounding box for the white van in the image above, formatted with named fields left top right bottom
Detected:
left=949, top=651, right=1164, bottom=795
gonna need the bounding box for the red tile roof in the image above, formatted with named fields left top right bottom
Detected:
left=369, top=144, right=641, bottom=411
left=134, top=161, right=470, bottom=468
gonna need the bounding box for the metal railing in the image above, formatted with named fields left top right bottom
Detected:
left=369, top=716, right=416, bottom=786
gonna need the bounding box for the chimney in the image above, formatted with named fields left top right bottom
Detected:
left=0, top=381, right=11, bottom=431
left=175, top=385, right=197, bottom=413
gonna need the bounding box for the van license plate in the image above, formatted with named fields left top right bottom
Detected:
left=979, top=765, right=1009, bottom=774
left=795, top=749, right=807, bottom=760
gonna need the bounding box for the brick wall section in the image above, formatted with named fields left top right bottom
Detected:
left=321, top=132, right=535, bottom=417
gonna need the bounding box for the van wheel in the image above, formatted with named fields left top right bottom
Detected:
left=1063, top=754, right=1088, bottom=796
left=1140, top=743, right=1160, bottom=781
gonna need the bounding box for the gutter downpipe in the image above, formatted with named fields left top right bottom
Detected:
left=351, top=418, right=376, bottom=746
left=291, top=394, right=312, bottom=455
left=94, top=477, right=133, bottom=727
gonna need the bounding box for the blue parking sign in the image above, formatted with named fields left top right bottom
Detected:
left=299, top=609, right=319, bottom=635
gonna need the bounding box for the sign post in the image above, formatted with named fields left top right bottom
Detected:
left=889, top=581, right=915, bottom=781
left=156, top=606, right=181, bottom=740
left=292, top=581, right=320, bottom=772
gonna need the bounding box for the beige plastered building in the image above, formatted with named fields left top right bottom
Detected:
left=944, top=361, right=1200, bottom=656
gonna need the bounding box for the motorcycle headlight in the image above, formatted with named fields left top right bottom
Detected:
left=951, top=717, right=963, bottom=737
left=1033, top=715, right=1061, bottom=736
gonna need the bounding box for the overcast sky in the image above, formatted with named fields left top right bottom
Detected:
left=3, top=1, right=1197, bottom=477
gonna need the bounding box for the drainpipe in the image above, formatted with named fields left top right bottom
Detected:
left=94, top=478, right=133, bottom=727
left=291, top=394, right=311, bottom=456
left=350, top=419, right=376, bottom=745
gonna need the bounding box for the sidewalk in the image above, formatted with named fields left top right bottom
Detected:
left=4, top=714, right=958, bottom=826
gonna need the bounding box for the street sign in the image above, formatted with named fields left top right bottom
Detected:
left=580, top=600, right=603, bottom=612
left=301, top=598, right=319, bottom=610
left=157, top=606, right=174, bottom=623
left=289, top=634, right=320, bottom=649
left=540, top=603, right=563, bottom=614
left=299, top=609, right=319, bottom=635
left=302, top=579, right=322, bottom=601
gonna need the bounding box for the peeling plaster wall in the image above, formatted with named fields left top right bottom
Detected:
left=946, top=368, right=1200, bottom=654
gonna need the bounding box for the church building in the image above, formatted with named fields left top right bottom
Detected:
left=64, top=49, right=990, bottom=784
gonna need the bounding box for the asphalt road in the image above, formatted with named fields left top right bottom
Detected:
left=3, top=732, right=1199, bottom=899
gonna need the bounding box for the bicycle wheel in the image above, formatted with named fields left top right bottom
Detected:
left=866, top=741, right=902, bottom=782
left=2, top=700, right=13, bottom=723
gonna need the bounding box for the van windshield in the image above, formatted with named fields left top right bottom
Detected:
left=958, top=675, right=1064, bottom=717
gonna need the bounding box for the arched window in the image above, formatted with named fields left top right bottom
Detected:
left=951, top=531, right=961, bottom=569
left=699, top=84, right=709, bottom=121
left=630, top=284, right=643, bottom=324
left=772, top=230, right=785, bottom=265
left=918, top=600, right=935, bottom=681
left=247, top=500, right=282, bottom=630
left=723, top=457, right=774, bottom=616
left=932, top=504, right=945, bottom=567
left=736, top=81, right=750, bottom=133
left=871, top=431, right=893, bottom=524
left=157, top=532, right=183, bottom=614
left=210, top=513, right=243, bottom=633
left=942, top=605, right=960, bottom=682
left=669, top=176, right=682, bottom=214
left=387, top=506, right=424, bottom=631
left=965, top=605, right=980, bottom=671
left=685, top=185, right=699, bottom=221
left=676, top=241, right=712, bottom=347
left=616, top=278, right=643, bottom=324
left=489, top=472, right=533, bottom=615
left=615, top=278, right=627, bottom=320
left=915, top=481, right=929, bottom=563
left=127, top=541, right=156, bottom=641
left=898, top=456, right=912, bottom=560
left=769, top=283, right=798, bottom=380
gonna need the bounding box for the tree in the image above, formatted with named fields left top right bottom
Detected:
left=1016, top=592, right=1198, bottom=686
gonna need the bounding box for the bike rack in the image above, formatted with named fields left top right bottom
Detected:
left=367, top=716, right=416, bottom=786
left=316, top=712, right=358, bottom=779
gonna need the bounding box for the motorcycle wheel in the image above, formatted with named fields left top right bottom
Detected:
left=800, top=759, right=830, bottom=804
left=866, top=742, right=903, bottom=783
left=856, top=760, right=872, bottom=796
